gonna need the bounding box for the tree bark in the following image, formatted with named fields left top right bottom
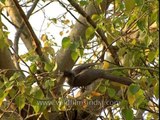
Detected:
left=0, top=48, right=16, bottom=77
left=5, top=0, right=33, bottom=51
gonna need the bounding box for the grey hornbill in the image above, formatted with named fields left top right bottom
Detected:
left=63, top=63, right=133, bottom=87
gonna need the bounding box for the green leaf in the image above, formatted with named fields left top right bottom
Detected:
left=96, top=0, right=103, bottom=5
left=62, top=37, right=71, bottom=48
left=134, top=89, right=145, bottom=108
left=15, top=95, right=25, bottom=110
left=71, top=51, right=78, bottom=61
left=22, top=51, right=39, bottom=62
left=0, top=30, right=8, bottom=50
left=120, top=100, right=128, bottom=109
left=30, top=63, right=37, bottom=73
left=148, top=50, right=158, bottom=62
left=105, top=80, right=110, bottom=86
left=1, top=0, right=6, bottom=4
left=79, top=0, right=88, bottom=6
left=122, top=108, right=134, bottom=120
left=137, top=20, right=145, bottom=31
left=45, top=79, right=55, bottom=88
left=118, top=47, right=127, bottom=57
left=134, top=0, right=143, bottom=6
left=154, top=83, right=159, bottom=99
left=30, top=87, right=44, bottom=99
left=91, top=14, right=100, bottom=22
left=44, top=62, right=53, bottom=72
left=123, top=52, right=133, bottom=67
left=0, top=89, right=9, bottom=106
left=99, top=86, right=106, bottom=93
left=107, top=88, right=116, bottom=98
left=85, top=26, right=95, bottom=40
left=9, top=72, right=21, bottom=81
left=129, top=84, right=140, bottom=95
left=32, top=99, right=41, bottom=113
left=124, top=0, right=135, bottom=13
left=76, top=48, right=83, bottom=57
left=51, top=18, right=57, bottom=24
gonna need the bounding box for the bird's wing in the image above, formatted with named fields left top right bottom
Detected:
left=72, top=63, right=101, bottom=74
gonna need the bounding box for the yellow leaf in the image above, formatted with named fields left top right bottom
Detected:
left=110, top=81, right=126, bottom=89
left=91, top=91, right=102, bottom=96
left=63, top=19, right=70, bottom=24
left=41, top=34, right=48, bottom=42
left=139, top=78, right=147, bottom=89
left=102, top=61, right=109, bottom=69
left=82, top=99, right=87, bottom=109
left=60, top=105, right=66, bottom=111
left=127, top=93, right=135, bottom=107
left=131, top=39, right=136, bottom=45
left=59, top=31, right=63, bottom=36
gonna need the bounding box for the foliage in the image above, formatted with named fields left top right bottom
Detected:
left=0, top=0, right=159, bottom=119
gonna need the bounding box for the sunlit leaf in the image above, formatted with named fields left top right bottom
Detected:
left=91, top=14, right=100, bottom=22
left=9, top=72, right=21, bottom=81
left=32, top=99, right=40, bottom=113
left=71, top=51, right=78, bottom=61
left=52, top=62, right=57, bottom=71
left=30, top=63, right=37, bottom=73
left=62, top=19, right=70, bottom=25
left=41, top=34, right=48, bottom=42
left=148, top=50, right=158, bottom=62
left=76, top=48, right=83, bottom=57
left=85, top=26, right=95, bottom=40
left=124, top=0, right=135, bottom=13
left=62, top=37, right=71, bottom=48
left=127, top=92, right=135, bottom=107
left=134, top=89, right=145, bottom=108
left=45, top=79, right=55, bottom=88
left=44, top=62, right=53, bottom=72
left=0, top=89, right=8, bottom=106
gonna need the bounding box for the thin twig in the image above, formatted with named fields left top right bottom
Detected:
left=10, top=46, right=46, bottom=95
left=106, top=66, right=158, bottom=72
left=57, top=0, right=86, bottom=26
left=12, top=0, right=45, bottom=65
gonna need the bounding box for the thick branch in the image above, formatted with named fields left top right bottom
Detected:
left=12, top=0, right=42, bottom=57
left=54, top=2, right=110, bottom=95
left=5, top=0, right=33, bottom=50
left=68, top=0, right=119, bottom=64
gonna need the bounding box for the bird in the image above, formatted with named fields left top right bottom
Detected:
left=63, top=63, right=99, bottom=86
left=63, top=63, right=133, bottom=87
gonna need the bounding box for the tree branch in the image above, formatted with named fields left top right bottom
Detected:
left=68, top=0, right=119, bottom=64
left=12, top=0, right=43, bottom=57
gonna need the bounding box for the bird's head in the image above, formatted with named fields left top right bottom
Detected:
left=62, top=70, right=75, bottom=86
left=63, top=70, right=75, bottom=77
